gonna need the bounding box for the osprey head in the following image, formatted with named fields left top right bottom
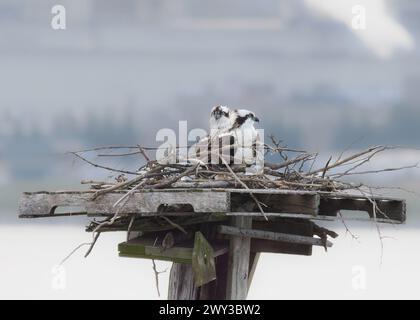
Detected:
left=232, top=109, right=260, bottom=128
left=211, top=105, right=230, bottom=120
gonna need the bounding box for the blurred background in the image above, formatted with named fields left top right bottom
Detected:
left=1, top=0, right=419, bottom=299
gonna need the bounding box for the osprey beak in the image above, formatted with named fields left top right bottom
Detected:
left=254, top=117, right=260, bottom=123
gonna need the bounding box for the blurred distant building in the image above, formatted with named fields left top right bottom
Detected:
left=2, top=0, right=420, bottom=35
left=0, top=0, right=91, bottom=25
left=0, top=0, right=313, bottom=29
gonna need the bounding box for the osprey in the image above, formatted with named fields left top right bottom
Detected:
left=226, top=109, right=263, bottom=174
left=229, top=109, right=260, bottom=131
left=189, top=106, right=263, bottom=174
left=190, top=105, right=232, bottom=165
left=209, top=105, right=231, bottom=138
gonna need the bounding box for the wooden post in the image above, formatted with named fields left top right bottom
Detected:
left=168, top=255, right=229, bottom=300
left=168, top=263, right=198, bottom=300
left=248, top=252, right=260, bottom=290
left=226, top=216, right=252, bottom=300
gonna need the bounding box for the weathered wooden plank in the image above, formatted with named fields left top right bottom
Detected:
left=118, top=236, right=228, bottom=263
left=319, top=191, right=405, bottom=202
left=251, top=220, right=314, bottom=256
left=119, top=238, right=192, bottom=263
left=19, top=190, right=230, bottom=217
left=168, top=263, right=198, bottom=300
left=19, top=191, right=91, bottom=218
left=319, top=193, right=406, bottom=223
left=226, top=216, right=252, bottom=300
left=88, top=191, right=230, bottom=215
left=230, top=191, right=320, bottom=215
left=226, top=189, right=318, bottom=195
left=315, top=216, right=402, bottom=224
left=250, top=213, right=403, bottom=225
left=227, top=212, right=317, bottom=218
left=19, top=189, right=406, bottom=224
left=230, top=206, right=404, bottom=225
left=219, top=225, right=332, bottom=248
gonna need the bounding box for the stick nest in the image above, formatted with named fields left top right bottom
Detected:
left=72, top=138, right=417, bottom=197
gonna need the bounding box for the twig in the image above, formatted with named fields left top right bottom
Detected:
left=138, top=145, right=151, bottom=162
left=338, top=211, right=359, bottom=241
left=335, top=136, right=365, bottom=164
left=322, top=156, right=332, bottom=179
left=332, top=163, right=419, bottom=177
left=265, top=153, right=314, bottom=171
left=71, top=145, right=190, bottom=153
left=152, top=259, right=167, bottom=298
left=160, top=216, right=188, bottom=234
left=98, top=151, right=141, bottom=157
left=84, top=232, right=101, bottom=258
left=81, top=180, right=113, bottom=185
left=59, top=242, right=92, bottom=266
left=307, top=146, right=390, bottom=176
left=127, top=214, right=136, bottom=241
left=70, top=151, right=139, bottom=175
left=146, top=164, right=199, bottom=189
left=91, top=165, right=164, bottom=200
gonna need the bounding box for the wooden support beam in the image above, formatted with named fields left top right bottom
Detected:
left=226, top=216, right=252, bottom=300
left=250, top=220, right=314, bottom=256
left=168, top=263, right=197, bottom=300
left=88, top=213, right=227, bottom=233
left=118, top=236, right=228, bottom=264
left=219, top=225, right=332, bottom=248
left=119, top=238, right=192, bottom=263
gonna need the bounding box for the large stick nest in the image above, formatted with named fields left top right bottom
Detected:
left=71, top=138, right=417, bottom=198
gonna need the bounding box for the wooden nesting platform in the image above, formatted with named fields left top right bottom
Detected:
left=19, top=188, right=406, bottom=224
left=18, top=188, right=406, bottom=300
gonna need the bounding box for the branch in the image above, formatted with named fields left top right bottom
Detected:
left=69, top=151, right=139, bottom=175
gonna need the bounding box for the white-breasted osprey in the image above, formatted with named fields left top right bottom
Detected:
left=188, top=105, right=231, bottom=165
left=209, top=105, right=231, bottom=138
left=225, top=109, right=264, bottom=174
